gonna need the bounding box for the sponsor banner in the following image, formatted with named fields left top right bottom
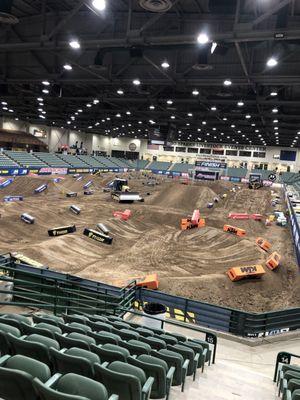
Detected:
left=0, top=168, right=28, bottom=176
left=195, top=170, right=218, bottom=181
left=241, top=178, right=249, bottom=183
left=221, top=176, right=230, bottom=181
left=29, top=169, right=40, bottom=174
left=263, top=180, right=273, bottom=187
left=195, top=161, right=227, bottom=169
left=229, top=177, right=242, bottom=183
left=39, top=167, right=68, bottom=175
left=68, top=168, right=92, bottom=174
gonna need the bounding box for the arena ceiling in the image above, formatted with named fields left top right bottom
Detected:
left=1, top=0, right=300, bottom=147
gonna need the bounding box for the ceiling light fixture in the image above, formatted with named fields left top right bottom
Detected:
left=69, top=40, right=80, bottom=49
left=197, top=33, right=209, bottom=44
left=161, top=61, right=170, bottom=69
left=133, top=79, right=141, bottom=86
left=237, top=101, right=244, bottom=107
left=92, top=0, right=106, bottom=10
left=266, top=57, right=278, bottom=67
left=42, top=89, right=49, bottom=94
left=63, top=64, right=72, bottom=71
left=223, top=79, right=232, bottom=86
left=167, top=99, right=173, bottom=105
left=192, top=89, right=199, bottom=96
left=272, top=108, right=278, bottom=113
left=117, top=89, right=124, bottom=95
left=42, top=80, right=50, bottom=86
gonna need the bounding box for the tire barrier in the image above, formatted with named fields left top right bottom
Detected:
left=96, top=223, right=110, bottom=235
left=113, top=209, right=132, bottom=221
left=21, top=213, right=35, bottom=224
left=256, top=237, right=271, bottom=252
left=3, top=196, right=23, bottom=202
left=34, top=184, right=48, bottom=194
left=83, top=228, right=113, bottom=244
left=70, top=205, right=81, bottom=215
left=66, top=192, right=77, bottom=198
left=84, top=190, right=94, bottom=195
left=228, top=213, right=263, bottom=221
left=266, top=252, right=281, bottom=270
left=227, top=265, right=266, bottom=282
left=53, top=178, right=63, bottom=183
left=83, top=180, right=93, bottom=189
left=223, top=225, right=246, bottom=237
left=214, top=197, right=219, bottom=203
left=207, top=202, right=214, bottom=209
left=136, top=273, right=159, bottom=290
left=0, top=179, right=14, bottom=189
left=48, top=225, right=76, bottom=237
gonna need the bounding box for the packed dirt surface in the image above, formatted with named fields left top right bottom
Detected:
left=0, top=173, right=298, bottom=313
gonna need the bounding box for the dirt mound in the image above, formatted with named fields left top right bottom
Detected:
left=0, top=174, right=298, bottom=313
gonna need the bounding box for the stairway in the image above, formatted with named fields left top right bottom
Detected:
left=171, top=359, right=276, bottom=400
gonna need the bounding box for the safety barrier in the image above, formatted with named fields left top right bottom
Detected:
left=284, top=184, right=300, bottom=266
left=0, top=254, right=299, bottom=338
left=273, top=351, right=300, bottom=382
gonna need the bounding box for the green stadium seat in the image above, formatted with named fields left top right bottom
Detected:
left=87, top=331, right=121, bottom=345
left=156, top=334, right=177, bottom=346
left=128, top=354, right=175, bottom=400
left=95, top=361, right=154, bottom=400
left=68, top=322, right=92, bottom=334
left=68, top=332, right=95, bottom=346
left=54, top=333, right=90, bottom=351
left=110, top=321, right=131, bottom=330
left=63, top=314, right=89, bottom=325
left=178, top=341, right=206, bottom=371
left=167, top=344, right=198, bottom=379
left=35, top=323, right=62, bottom=335
left=118, top=329, right=140, bottom=341
left=0, top=354, right=51, bottom=400
left=50, top=347, right=99, bottom=378
left=153, top=348, right=189, bottom=390
left=20, top=322, right=57, bottom=339
left=189, top=338, right=211, bottom=364
left=33, top=314, right=64, bottom=326
left=135, top=328, right=154, bottom=337
left=91, top=343, right=130, bottom=363
left=86, top=321, right=113, bottom=333
left=165, top=332, right=187, bottom=343
left=58, top=323, right=87, bottom=335
left=280, top=370, right=300, bottom=397
left=119, top=339, right=151, bottom=357
left=34, top=372, right=115, bottom=400
left=284, top=379, right=300, bottom=400
left=139, top=336, right=167, bottom=351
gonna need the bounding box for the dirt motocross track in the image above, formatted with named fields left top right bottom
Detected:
left=0, top=172, right=298, bottom=312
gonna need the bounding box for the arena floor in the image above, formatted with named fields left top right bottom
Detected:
left=0, top=173, right=299, bottom=313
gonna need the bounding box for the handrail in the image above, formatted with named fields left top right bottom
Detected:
left=273, top=351, right=300, bottom=382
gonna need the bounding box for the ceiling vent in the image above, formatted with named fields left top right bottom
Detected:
left=192, top=63, right=213, bottom=71
left=138, top=0, right=173, bottom=12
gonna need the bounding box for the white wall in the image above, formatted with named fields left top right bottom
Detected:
left=1, top=116, right=300, bottom=171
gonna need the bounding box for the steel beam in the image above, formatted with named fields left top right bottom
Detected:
left=252, top=0, right=292, bottom=27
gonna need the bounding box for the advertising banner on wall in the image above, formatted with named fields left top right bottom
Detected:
left=0, top=168, right=28, bottom=176
left=39, top=168, right=68, bottom=175
left=195, top=161, right=227, bottom=169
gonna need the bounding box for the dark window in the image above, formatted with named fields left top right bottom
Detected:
left=239, top=151, right=252, bottom=157
left=280, top=150, right=296, bottom=162
left=212, top=149, right=224, bottom=155
left=188, top=147, right=198, bottom=154
left=176, top=147, right=186, bottom=152
left=200, top=148, right=211, bottom=154
left=253, top=152, right=266, bottom=158
left=111, top=150, right=125, bottom=158
left=226, top=150, right=238, bottom=156
left=163, top=146, right=174, bottom=151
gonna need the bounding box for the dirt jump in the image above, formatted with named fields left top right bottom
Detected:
left=0, top=173, right=298, bottom=312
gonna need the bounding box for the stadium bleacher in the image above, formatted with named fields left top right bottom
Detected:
left=4, top=151, right=48, bottom=168
left=281, top=172, right=300, bottom=185
left=0, top=152, right=20, bottom=168
left=56, top=154, right=91, bottom=168
left=146, top=161, right=172, bottom=172
left=251, top=169, right=274, bottom=180
left=0, top=312, right=212, bottom=400
left=34, top=152, right=71, bottom=168
left=171, top=163, right=194, bottom=173
left=226, top=167, right=247, bottom=178
left=76, top=155, right=106, bottom=168
left=93, top=156, right=119, bottom=168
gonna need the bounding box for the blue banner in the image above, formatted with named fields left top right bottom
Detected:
left=0, top=178, right=14, bottom=188
left=0, top=168, right=28, bottom=176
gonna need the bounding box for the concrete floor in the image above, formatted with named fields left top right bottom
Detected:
left=164, top=323, right=300, bottom=400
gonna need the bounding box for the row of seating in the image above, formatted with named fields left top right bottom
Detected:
left=0, top=312, right=213, bottom=400
left=276, top=355, right=300, bottom=400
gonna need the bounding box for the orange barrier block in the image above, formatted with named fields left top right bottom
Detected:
left=256, top=237, right=271, bottom=252
left=136, top=273, right=159, bottom=290
left=180, top=218, right=191, bottom=230
left=198, top=218, right=206, bottom=228
left=228, top=213, right=250, bottom=220
left=191, top=209, right=200, bottom=225
left=113, top=209, right=132, bottom=221
left=266, top=252, right=281, bottom=270
left=223, top=225, right=246, bottom=237
left=227, top=265, right=265, bottom=282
